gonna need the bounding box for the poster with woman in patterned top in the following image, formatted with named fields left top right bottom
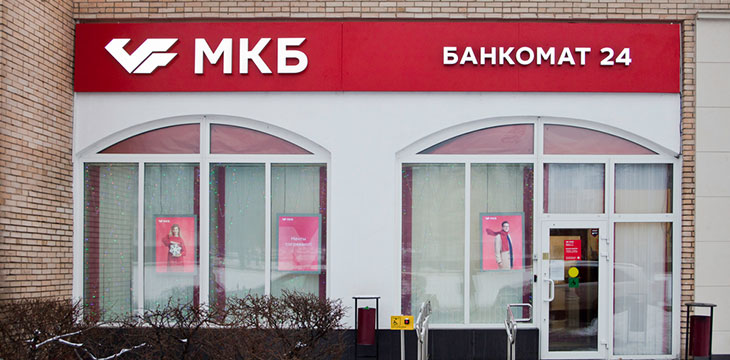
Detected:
left=155, top=216, right=196, bottom=273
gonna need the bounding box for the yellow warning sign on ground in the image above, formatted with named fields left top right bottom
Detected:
left=390, top=315, right=414, bottom=330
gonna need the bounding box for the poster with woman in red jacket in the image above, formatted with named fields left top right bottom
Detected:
left=155, top=216, right=196, bottom=273
left=481, top=213, right=524, bottom=271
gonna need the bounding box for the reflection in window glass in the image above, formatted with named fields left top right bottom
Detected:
left=615, top=164, right=672, bottom=213
left=84, top=164, right=138, bottom=320
left=470, top=164, right=533, bottom=323
left=419, top=125, right=534, bottom=154
left=402, top=164, right=465, bottom=324
left=210, top=164, right=265, bottom=308
left=614, top=223, right=672, bottom=355
left=544, top=125, right=655, bottom=155
left=144, top=164, right=200, bottom=308
left=544, top=164, right=604, bottom=214
left=270, top=164, right=327, bottom=298
left=100, top=124, right=200, bottom=154
left=210, top=125, right=311, bottom=154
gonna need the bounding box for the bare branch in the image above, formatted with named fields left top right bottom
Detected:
left=97, top=343, right=147, bottom=360
left=34, top=330, right=83, bottom=348
left=57, top=338, right=84, bottom=348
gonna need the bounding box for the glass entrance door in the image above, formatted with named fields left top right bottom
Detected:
left=541, top=221, right=607, bottom=359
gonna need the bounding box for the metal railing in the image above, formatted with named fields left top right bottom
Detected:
left=504, top=303, right=532, bottom=360
left=415, top=300, right=432, bottom=360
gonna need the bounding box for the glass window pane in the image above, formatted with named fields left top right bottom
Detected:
left=402, top=164, right=465, bottom=324
left=210, top=164, right=265, bottom=308
left=614, top=223, right=672, bottom=355
left=84, top=164, right=138, bottom=319
left=615, top=164, right=672, bottom=213
left=100, top=124, right=200, bottom=154
left=419, top=125, right=534, bottom=154
left=544, top=125, right=655, bottom=155
left=544, top=164, right=605, bottom=214
left=270, top=164, right=327, bottom=298
left=470, top=164, right=533, bottom=324
left=144, top=164, right=200, bottom=308
left=210, top=124, right=311, bottom=154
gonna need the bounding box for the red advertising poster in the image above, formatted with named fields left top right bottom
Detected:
left=155, top=216, right=196, bottom=273
left=481, top=213, right=524, bottom=271
left=564, top=239, right=582, bottom=261
left=277, top=214, right=321, bottom=272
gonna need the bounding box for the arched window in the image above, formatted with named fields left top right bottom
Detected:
left=81, top=117, right=329, bottom=319
left=399, top=117, right=677, bottom=357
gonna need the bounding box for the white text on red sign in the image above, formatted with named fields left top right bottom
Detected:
left=444, top=46, right=632, bottom=67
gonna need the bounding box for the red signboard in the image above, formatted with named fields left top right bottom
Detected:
left=75, top=22, right=680, bottom=93
left=564, top=239, right=582, bottom=261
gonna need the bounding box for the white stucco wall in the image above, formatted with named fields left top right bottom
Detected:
left=73, top=91, right=680, bottom=329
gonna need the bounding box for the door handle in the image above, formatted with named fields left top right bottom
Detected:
left=600, top=236, right=609, bottom=261
left=545, top=278, right=555, bottom=302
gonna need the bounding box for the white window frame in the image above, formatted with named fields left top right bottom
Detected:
left=396, top=116, right=681, bottom=359
left=72, top=115, right=331, bottom=315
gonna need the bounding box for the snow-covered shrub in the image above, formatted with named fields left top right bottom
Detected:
left=223, top=290, right=348, bottom=359
left=0, top=291, right=348, bottom=360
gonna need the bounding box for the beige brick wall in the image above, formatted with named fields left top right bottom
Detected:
left=681, top=18, right=698, bottom=355
left=0, top=0, right=75, bottom=300
left=72, top=0, right=717, bottom=20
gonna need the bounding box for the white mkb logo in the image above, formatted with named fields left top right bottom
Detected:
left=105, top=38, right=178, bottom=74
